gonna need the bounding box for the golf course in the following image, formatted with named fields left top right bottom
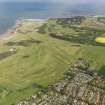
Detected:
left=0, top=16, right=105, bottom=105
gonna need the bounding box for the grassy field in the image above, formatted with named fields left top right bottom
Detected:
left=0, top=20, right=81, bottom=105
left=0, top=17, right=105, bottom=105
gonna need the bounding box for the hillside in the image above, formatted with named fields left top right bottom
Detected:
left=0, top=16, right=105, bottom=105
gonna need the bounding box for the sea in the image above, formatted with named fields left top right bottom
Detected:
left=0, top=1, right=105, bottom=35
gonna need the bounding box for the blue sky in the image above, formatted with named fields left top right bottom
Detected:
left=0, top=0, right=104, bottom=3
left=0, top=0, right=105, bottom=9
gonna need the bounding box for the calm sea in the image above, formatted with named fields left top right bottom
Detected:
left=0, top=1, right=105, bottom=35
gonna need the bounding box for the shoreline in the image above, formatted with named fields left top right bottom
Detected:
left=0, top=15, right=105, bottom=41
left=0, top=18, right=46, bottom=41
left=0, top=19, right=22, bottom=40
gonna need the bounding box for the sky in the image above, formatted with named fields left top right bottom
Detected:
left=0, top=0, right=104, bottom=3
left=0, top=0, right=104, bottom=10
left=1, top=0, right=104, bottom=8
left=0, top=0, right=104, bottom=13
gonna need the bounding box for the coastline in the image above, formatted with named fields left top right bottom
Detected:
left=0, top=19, right=22, bottom=41
left=1, top=16, right=105, bottom=41
left=0, top=18, right=46, bottom=41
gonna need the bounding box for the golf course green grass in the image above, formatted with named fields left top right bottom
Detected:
left=0, top=21, right=80, bottom=105
left=0, top=17, right=105, bottom=105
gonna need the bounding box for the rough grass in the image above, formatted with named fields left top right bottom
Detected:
left=78, top=45, right=105, bottom=70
